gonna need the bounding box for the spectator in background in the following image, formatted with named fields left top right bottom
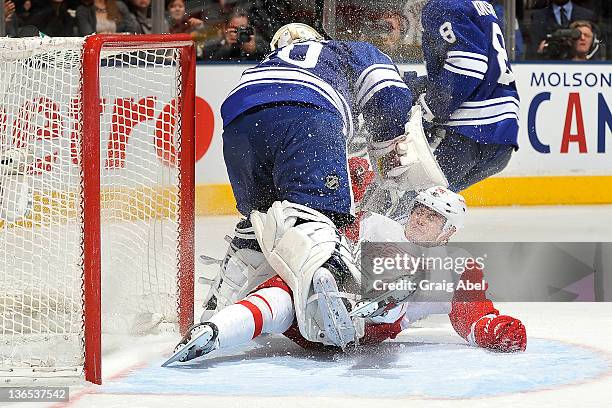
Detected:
left=530, top=0, right=596, bottom=58
left=569, top=20, right=601, bottom=60
left=246, top=0, right=293, bottom=43
left=31, top=0, right=76, bottom=36
left=198, top=0, right=239, bottom=36
left=375, top=11, right=405, bottom=59
left=76, top=0, right=139, bottom=35
left=166, top=0, right=203, bottom=34
left=489, top=0, right=525, bottom=59
left=16, top=0, right=37, bottom=27
left=363, top=10, right=419, bottom=62
left=127, top=0, right=167, bottom=34
left=202, top=9, right=268, bottom=61
left=4, top=0, right=19, bottom=36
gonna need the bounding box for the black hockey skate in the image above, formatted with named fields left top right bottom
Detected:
left=162, top=322, right=219, bottom=367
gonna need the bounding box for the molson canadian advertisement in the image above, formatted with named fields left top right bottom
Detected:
left=193, top=63, right=611, bottom=212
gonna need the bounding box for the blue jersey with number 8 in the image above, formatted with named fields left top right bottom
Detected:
left=221, top=40, right=414, bottom=143
left=419, top=0, right=520, bottom=146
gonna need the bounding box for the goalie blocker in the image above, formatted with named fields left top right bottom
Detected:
left=369, top=105, right=448, bottom=193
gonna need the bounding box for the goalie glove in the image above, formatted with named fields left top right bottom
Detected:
left=468, top=314, right=527, bottom=353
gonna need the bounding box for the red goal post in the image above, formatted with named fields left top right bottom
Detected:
left=81, top=34, right=196, bottom=384
left=0, top=34, right=196, bottom=385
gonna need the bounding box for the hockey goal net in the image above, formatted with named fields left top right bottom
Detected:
left=0, top=35, right=195, bottom=384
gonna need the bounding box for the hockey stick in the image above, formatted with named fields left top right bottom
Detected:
left=349, top=274, right=418, bottom=319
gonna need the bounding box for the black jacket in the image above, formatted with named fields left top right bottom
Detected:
left=202, top=37, right=269, bottom=62
left=75, top=2, right=140, bottom=35
left=529, top=3, right=596, bottom=56
left=30, top=3, right=76, bottom=37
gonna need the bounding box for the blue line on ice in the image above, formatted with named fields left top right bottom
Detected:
left=100, top=337, right=609, bottom=398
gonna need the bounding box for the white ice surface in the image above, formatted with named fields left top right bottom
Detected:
left=28, top=206, right=612, bottom=408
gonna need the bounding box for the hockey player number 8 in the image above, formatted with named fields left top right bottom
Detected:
left=491, top=22, right=515, bottom=85
left=441, top=21, right=514, bottom=86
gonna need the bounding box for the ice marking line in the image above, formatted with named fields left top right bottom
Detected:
left=96, top=338, right=610, bottom=399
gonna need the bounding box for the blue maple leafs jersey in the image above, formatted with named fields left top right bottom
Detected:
left=419, top=0, right=520, bottom=146
left=221, top=40, right=413, bottom=143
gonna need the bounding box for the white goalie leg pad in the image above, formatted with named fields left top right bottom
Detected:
left=0, top=148, right=33, bottom=223
left=250, top=201, right=361, bottom=343
left=0, top=174, right=32, bottom=223
left=0, top=147, right=33, bottom=175
left=200, top=220, right=276, bottom=322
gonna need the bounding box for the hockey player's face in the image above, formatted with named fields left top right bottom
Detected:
left=405, top=204, right=446, bottom=245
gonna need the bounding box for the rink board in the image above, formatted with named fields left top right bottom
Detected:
left=191, top=63, right=612, bottom=211
left=194, top=176, right=612, bottom=215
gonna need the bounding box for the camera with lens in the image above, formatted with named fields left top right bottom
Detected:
left=542, top=28, right=581, bottom=59
left=236, top=26, right=255, bottom=45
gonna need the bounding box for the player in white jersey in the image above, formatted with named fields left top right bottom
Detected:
left=347, top=161, right=526, bottom=352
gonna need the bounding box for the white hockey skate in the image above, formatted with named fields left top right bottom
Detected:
left=162, top=322, right=219, bottom=367
left=312, top=268, right=356, bottom=350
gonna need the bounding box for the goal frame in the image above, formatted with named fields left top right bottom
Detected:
left=81, top=34, right=196, bottom=384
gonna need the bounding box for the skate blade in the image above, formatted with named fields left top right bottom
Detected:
left=161, top=327, right=214, bottom=367
left=314, top=273, right=356, bottom=350
left=349, top=300, right=380, bottom=318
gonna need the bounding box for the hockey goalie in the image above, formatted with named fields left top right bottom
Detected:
left=163, top=158, right=526, bottom=366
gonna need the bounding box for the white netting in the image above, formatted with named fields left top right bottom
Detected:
left=0, top=37, right=187, bottom=381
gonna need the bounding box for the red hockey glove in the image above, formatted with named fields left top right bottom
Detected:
left=470, top=314, right=527, bottom=352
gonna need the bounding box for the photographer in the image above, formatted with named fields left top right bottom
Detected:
left=538, top=20, right=601, bottom=60
left=202, top=9, right=269, bottom=61
left=530, top=0, right=596, bottom=58
left=569, top=20, right=601, bottom=60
